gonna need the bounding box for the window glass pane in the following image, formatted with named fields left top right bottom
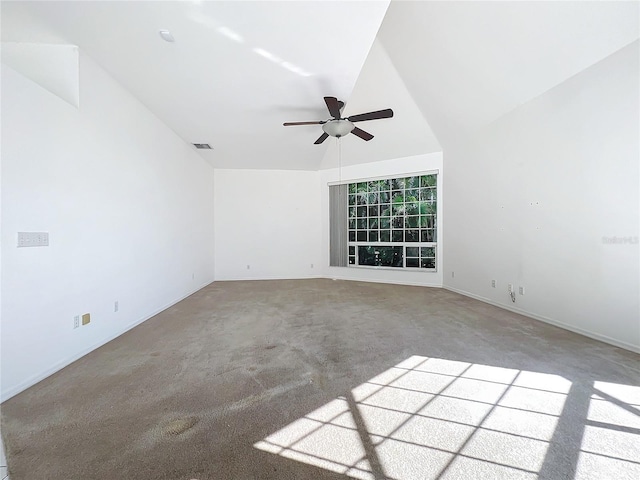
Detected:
left=348, top=194, right=356, bottom=206
left=349, top=231, right=355, bottom=242
left=357, top=231, right=367, bottom=242
left=367, top=192, right=378, bottom=204
left=349, top=183, right=356, bottom=194
left=349, top=257, right=355, bottom=265
left=357, top=206, right=367, bottom=217
left=421, top=229, right=435, bottom=242
left=368, top=205, right=379, bottom=217
left=379, top=191, right=390, bottom=203
left=349, top=246, right=355, bottom=255
left=406, top=189, right=419, bottom=202
left=405, top=203, right=418, bottom=216
left=357, top=182, right=367, bottom=192
left=421, top=247, right=435, bottom=258
left=392, top=204, right=404, bottom=215
left=357, top=219, right=367, bottom=229
left=419, top=201, right=435, bottom=214
left=358, top=246, right=376, bottom=266
left=421, top=258, right=436, bottom=269
left=378, top=179, right=390, bottom=191
left=392, top=178, right=406, bottom=190
left=405, top=216, right=419, bottom=228
left=419, top=187, right=436, bottom=202
left=349, top=219, right=356, bottom=229
left=408, top=176, right=417, bottom=186
left=380, top=204, right=391, bottom=217
left=380, top=218, right=390, bottom=229
left=406, top=230, right=419, bottom=242
left=368, top=181, right=379, bottom=192
left=349, top=206, right=356, bottom=218
left=392, top=193, right=404, bottom=204
left=392, top=217, right=403, bottom=229
left=420, top=215, right=434, bottom=229
left=392, top=230, right=403, bottom=242
left=420, top=175, right=436, bottom=187
left=368, top=218, right=379, bottom=229
left=379, top=246, right=403, bottom=267
left=407, top=258, right=420, bottom=268
left=406, top=247, right=419, bottom=257
left=368, top=231, right=379, bottom=242
left=380, top=230, right=390, bottom=242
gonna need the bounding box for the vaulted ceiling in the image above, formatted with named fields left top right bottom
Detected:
left=2, top=1, right=638, bottom=170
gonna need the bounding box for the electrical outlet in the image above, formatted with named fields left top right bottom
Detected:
left=114, top=301, right=119, bottom=312
left=491, top=280, right=496, bottom=288
left=519, top=286, right=525, bottom=295
left=18, top=232, right=49, bottom=247
left=74, top=315, right=79, bottom=329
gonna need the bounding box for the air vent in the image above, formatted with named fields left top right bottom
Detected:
left=193, top=143, right=212, bottom=150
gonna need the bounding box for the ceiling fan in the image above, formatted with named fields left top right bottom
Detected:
left=283, top=96, right=394, bottom=144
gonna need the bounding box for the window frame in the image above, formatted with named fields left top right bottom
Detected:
left=331, top=170, right=439, bottom=272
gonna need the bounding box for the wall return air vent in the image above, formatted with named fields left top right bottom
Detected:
left=193, top=143, right=212, bottom=150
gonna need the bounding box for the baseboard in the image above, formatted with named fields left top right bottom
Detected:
left=214, top=274, right=324, bottom=282
left=1, top=279, right=214, bottom=403
left=443, top=285, right=640, bottom=354
left=324, top=274, right=442, bottom=289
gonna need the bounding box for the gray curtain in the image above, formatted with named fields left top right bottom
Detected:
left=329, top=184, right=348, bottom=267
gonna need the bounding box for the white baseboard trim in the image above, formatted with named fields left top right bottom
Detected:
left=1, top=279, right=215, bottom=403
left=324, top=274, right=442, bottom=289
left=443, top=285, right=640, bottom=354
left=214, top=274, right=324, bottom=282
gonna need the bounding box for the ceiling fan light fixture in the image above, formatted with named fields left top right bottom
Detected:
left=322, top=119, right=354, bottom=138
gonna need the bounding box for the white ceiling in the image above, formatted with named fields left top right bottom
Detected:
left=1, top=0, right=390, bottom=170
left=2, top=1, right=638, bottom=169
left=378, top=1, right=640, bottom=147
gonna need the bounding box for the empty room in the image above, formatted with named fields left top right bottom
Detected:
left=1, top=1, right=638, bottom=479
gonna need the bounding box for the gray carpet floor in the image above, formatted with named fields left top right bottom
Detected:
left=1, top=279, right=639, bottom=479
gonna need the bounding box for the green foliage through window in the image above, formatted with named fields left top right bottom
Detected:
left=347, top=174, right=437, bottom=270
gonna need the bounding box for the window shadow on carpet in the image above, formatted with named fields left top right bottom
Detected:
left=254, top=355, right=640, bottom=479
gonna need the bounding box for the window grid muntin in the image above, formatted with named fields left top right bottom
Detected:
left=347, top=174, right=437, bottom=270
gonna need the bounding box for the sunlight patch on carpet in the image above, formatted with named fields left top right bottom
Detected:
left=254, top=355, right=640, bottom=479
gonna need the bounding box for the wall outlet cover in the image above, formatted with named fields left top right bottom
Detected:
left=82, top=313, right=91, bottom=325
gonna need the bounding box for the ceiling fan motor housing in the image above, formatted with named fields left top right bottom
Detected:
left=323, top=119, right=355, bottom=138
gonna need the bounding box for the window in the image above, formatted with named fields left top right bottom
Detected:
left=341, top=174, right=437, bottom=270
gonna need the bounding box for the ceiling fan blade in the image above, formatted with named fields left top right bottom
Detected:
left=324, top=96, right=342, bottom=119
left=351, top=127, right=374, bottom=141
left=283, top=121, right=325, bottom=126
left=314, top=132, right=329, bottom=144
left=347, top=108, right=394, bottom=123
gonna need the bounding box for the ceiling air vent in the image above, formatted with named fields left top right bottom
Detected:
left=193, top=143, right=212, bottom=150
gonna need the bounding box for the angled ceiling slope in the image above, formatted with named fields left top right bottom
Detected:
left=1, top=1, right=391, bottom=170
left=321, top=38, right=442, bottom=170
left=378, top=1, right=640, bottom=147
left=1, top=42, right=79, bottom=108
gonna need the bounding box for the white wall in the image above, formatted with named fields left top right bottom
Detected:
left=320, top=153, right=444, bottom=287
left=214, top=169, right=321, bottom=280
left=443, top=41, right=639, bottom=352
left=1, top=51, right=216, bottom=401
